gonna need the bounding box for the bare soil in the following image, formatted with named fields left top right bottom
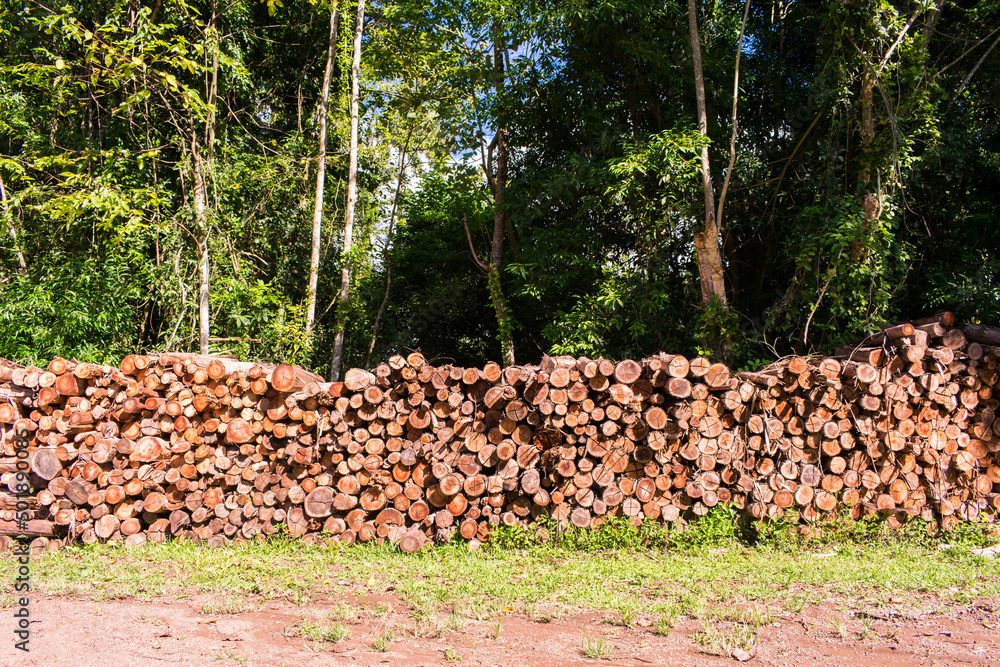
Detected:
left=3, top=591, right=999, bottom=666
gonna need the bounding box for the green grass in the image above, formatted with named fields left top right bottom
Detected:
left=580, top=633, right=613, bottom=659
left=371, top=626, right=394, bottom=652
left=692, top=620, right=757, bottom=657
left=201, top=595, right=255, bottom=615
left=1, top=512, right=997, bottom=625
left=212, top=648, right=247, bottom=664
left=294, top=619, right=350, bottom=643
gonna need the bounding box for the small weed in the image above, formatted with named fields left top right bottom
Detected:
left=785, top=594, right=809, bottom=614
left=610, top=597, right=638, bottom=627
left=212, top=649, right=247, bottom=664
left=741, top=605, right=775, bottom=628
left=581, top=633, right=612, bottom=659
left=860, top=615, right=873, bottom=640
left=535, top=603, right=572, bottom=623
left=411, top=598, right=439, bottom=626
left=296, top=620, right=350, bottom=643
left=653, top=615, right=674, bottom=636
left=443, top=646, right=462, bottom=662
left=668, top=505, right=742, bottom=550
left=326, top=602, right=354, bottom=621
left=461, top=598, right=491, bottom=621
left=446, top=612, right=466, bottom=631
left=692, top=621, right=756, bottom=657
left=833, top=616, right=849, bottom=641
left=288, top=589, right=312, bottom=606
left=372, top=627, right=395, bottom=652
left=201, top=596, right=253, bottom=616
left=492, top=616, right=503, bottom=639
left=371, top=601, right=392, bottom=618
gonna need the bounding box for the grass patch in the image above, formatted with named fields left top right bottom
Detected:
left=294, top=619, right=350, bottom=643
left=371, top=626, right=394, bottom=652
left=580, top=633, right=613, bottom=659
left=201, top=596, right=254, bottom=615
left=326, top=601, right=356, bottom=621
left=692, top=620, right=756, bottom=657
left=2, top=511, right=997, bottom=627
left=610, top=596, right=638, bottom=627
left=653, top=610, right=676, bottom=636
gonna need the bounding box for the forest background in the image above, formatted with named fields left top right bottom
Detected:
left=1, top=0, right=997, bottom=380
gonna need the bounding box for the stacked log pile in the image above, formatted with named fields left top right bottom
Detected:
left=2, top=313, right=998, bottom=553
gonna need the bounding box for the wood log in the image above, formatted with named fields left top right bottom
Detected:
left=964, top=324, right=1000, bottom=347
left=1, top=319, right=995, bottom=550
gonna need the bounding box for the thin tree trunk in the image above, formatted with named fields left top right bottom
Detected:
left=951, top=31, right=1000, bottom=102
left=365, top=119, right=415, bottom=367
left=0, top=175, right=27, bottom=274
left=687, top=0, right=726, bottom=305
left=877, top=6, right=922, bottom=73
left=856, top=38, right=879, bottom=256
left=490, top=24, right=515, bottom=366
left=194, top=1, right=218, bottom=356
left=192, top=136, right=210, bottom=355
left=922, top=0, right=945, bottom=49
left=714, top=0, right=751, bottom=237
left=306, top=5, right=339, bottom=334
left=330, top=0, right=365, bottom=381
left=860, top=67, right=875, bottom=189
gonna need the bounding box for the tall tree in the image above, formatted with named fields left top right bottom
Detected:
left=330, top=0, right=365, bottom=381
left=306, top=3, right=339, bottom=334
left=194, top=0, right=220, bottom=355
left=686, top=0, right=726, bottom=308
left=464, top=19, right=516, bottom=366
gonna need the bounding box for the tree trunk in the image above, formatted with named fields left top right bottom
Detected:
left=193, top=2, right=219, bottom=356
left=860, top=66, right=875, bottom=189
left=306, top=6, right=339, bottom=334
left=687, top=0, right=726, bottom=305
left=330, top=0, right=365, bottom=382
left=0, top=174, right=27, bottom=275
left=490, top=24, right=515, bottom=366
left=922, top=0, right=945, bottom=49
left=854, top=39, right=881, bottom=264
left=192, top=136, right=210, bottom=356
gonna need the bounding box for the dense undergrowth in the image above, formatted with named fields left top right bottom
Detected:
left=486, top=505, right=1000, bottom=554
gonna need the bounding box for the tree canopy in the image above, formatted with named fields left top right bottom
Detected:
left=1, top=0, right=998, bottom=373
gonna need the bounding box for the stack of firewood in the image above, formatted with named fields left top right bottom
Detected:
left=1, top=312, right=997, bottom=553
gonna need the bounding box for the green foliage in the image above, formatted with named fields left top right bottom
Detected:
left=771, top=196, right=913, bottom=351
left=489, top=515, right=666, bottom=552
left=212, top=278, right=315, bottom=365
left=694, top=297, right=742, bottom=361
left=556, top=516, right=667, bottom=551
left=1, top=0, right=998, bottom=372
left=747, top=510, right=803, bottom=550
left=665, top=504, right=744, bottom=550
left=488, top=507, right=999, bottom=561
left=0, top=250, right=150, bottom=364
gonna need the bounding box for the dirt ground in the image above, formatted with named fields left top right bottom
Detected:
left=3, top=591, right=999, bottom=667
